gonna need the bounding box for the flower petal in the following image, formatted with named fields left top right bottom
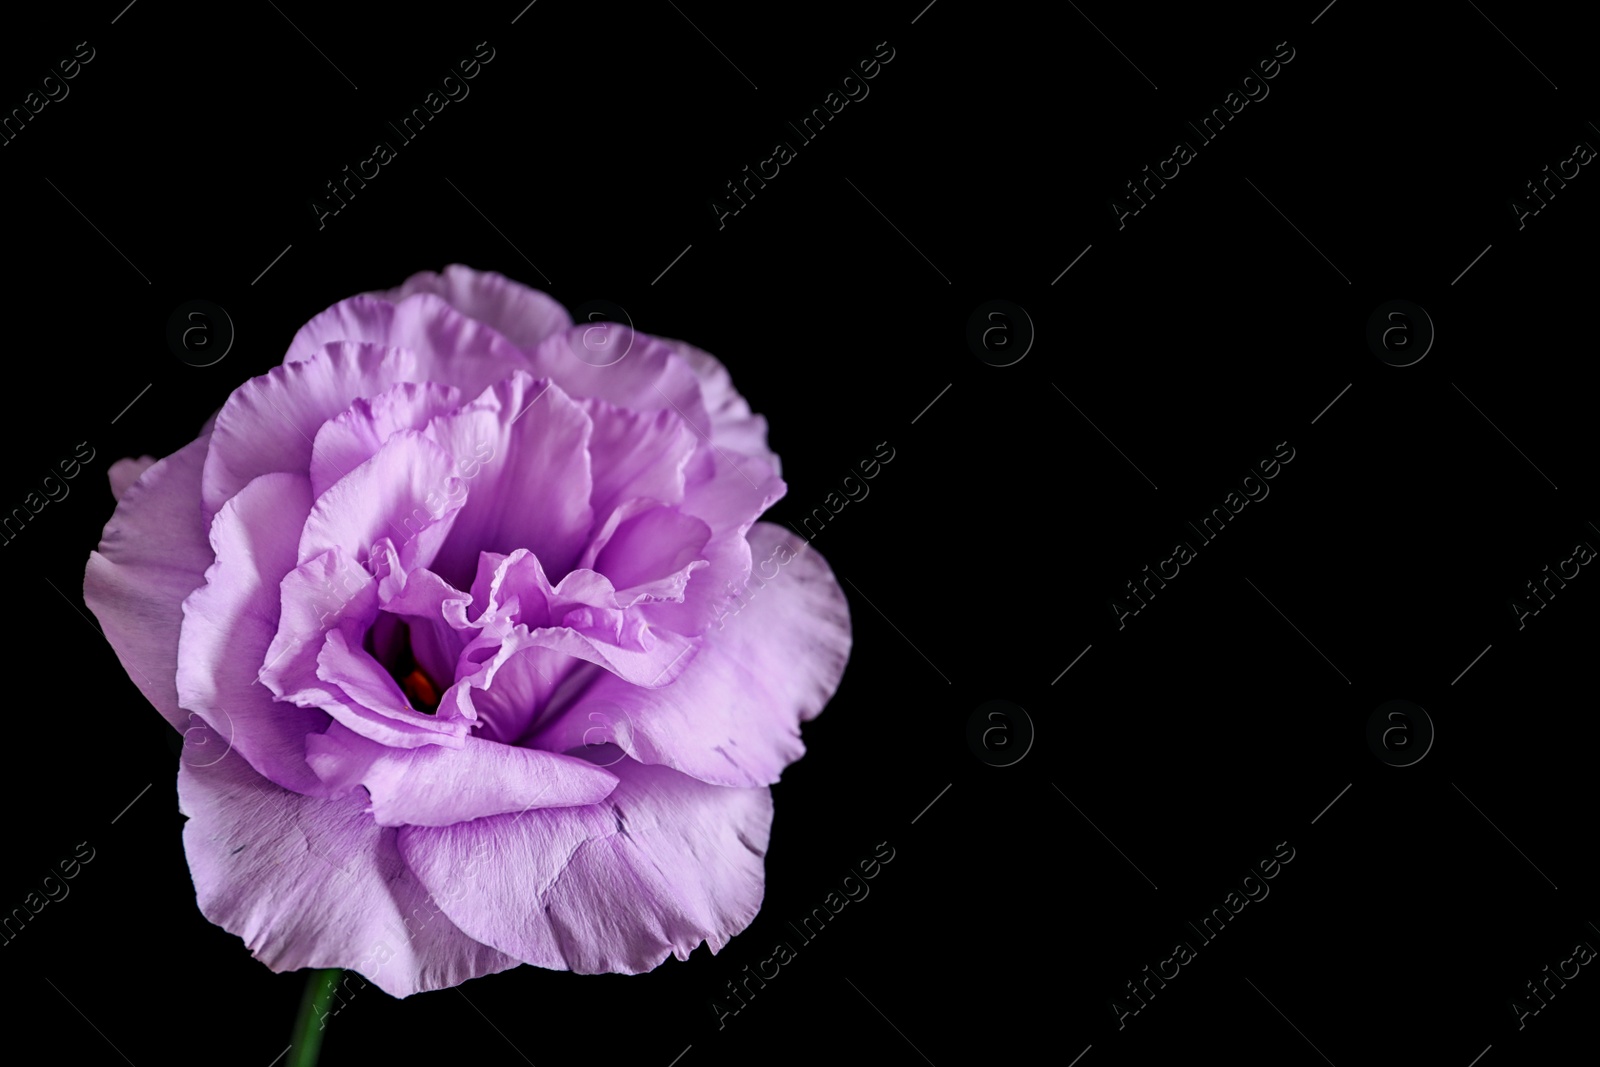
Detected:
left=524, top=327, right=712, bottom=451
left=442, top=631, right=573, bottom=746
left=581, top=398, right=697, bottom=521
left=316, top=628, right=466, bottom=745
left=591, top=506, right=711, bottom=595
left=368, top=551, right=472, bottom=689
left=179, top=722, right=519, bottom=997
left=309, top=381, right=463, bottom=500
left=366, top=265, right=572, bottom=350
left=305, top=722, right=618, bottom=827
left=84, top=433, right=214, bottom=732
left=283, top=291, right=532, bottom=371
left=108, top=455, right=156, bottom=501
left=203, top=341, right=412, bottom=524
left=298, top=429, right=464, bottom=575
left=205, top=324, right=524, bottom=524
left=530, top=523, right=850, bottom=787
left=261, top=546, right=466, bottom=749
left=397, top=758, right=770, bottom=973
left=259, top=549, right=378, bottom=716
left=424, top=374, right=595, bottom=589
left=177, top=471, right=329, bottom=794
left=660, top=336, right=780, bottom=474
left=640, top=447, right=785, bottom=640
left=465, top=549, right=700, bottom=689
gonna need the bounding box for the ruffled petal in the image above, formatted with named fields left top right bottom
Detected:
left=523, top=327, right=712, bottom=452
left=179, top=722, right=518, bottom=997
left=316, top=628, right=468, bottom=746
left=84, top=433, right=214, bottom=732
left=176, top=471, right=329, bottom=794
left=441, top=633, right=573, bottom=746
left=640, top=448, right=785, bottom=640
left=530, top=524, right=850, bottom=787
left=368, top=550, right=472, bottom=688
left=397, top=758, right=770, bottom=973
left=660, top=336, right=780, bottom=474
left=282, top=291, right=532, bottom=372
left=203, top=342, right=413, bottom=524
left=366, top=265, right=572, bottom=350
left=423, top=374, right=595, bottom=589
left=108, top=455, right=156, bottom=500
left=298, top=430, right=464, bottom=575
left=581, top=398, right=697, bottom=521
left=260, top=545, right=467, bottom=749
left=259, top=549, right=379, bottom=715
left=467, top=549, right=700, bottom=689
left=305, top=722, right=618, bottom=826
left=205, top=324, right=525, bottom=523
left=309, top=381, right=463, bottom=500
left=592, top=506, right=711, bottom=595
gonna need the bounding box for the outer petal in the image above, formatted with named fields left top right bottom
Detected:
left=366, top=265, right=572, bottom=350
left=660, top=336, right=780, bottom=474
left=641, top=447, right=784, bottom=640
left=177, top=471, right=329, bottom=795
left=204, top=327, right=525, bottom=524
left=202, top=341, right=416, bottom=524
left=84, top=433, right=214, bottom=732
left=581, top=398, right=697, bottom=521
left=179, top=722, right=519, bottom=997
left=282, top=291, right=532, bottom=371
left=523, top=327, right=712, bottom=451
left=108, top=455, right=157, bottom=501
left=530, top=523, right=850, bottom=787
left=398, top=758, right=771, bottom=973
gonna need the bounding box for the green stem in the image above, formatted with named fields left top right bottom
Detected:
left=288, top=969, right=343, bottom=1067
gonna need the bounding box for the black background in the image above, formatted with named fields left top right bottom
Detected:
left=2, top=1, right=1596, bottom=1064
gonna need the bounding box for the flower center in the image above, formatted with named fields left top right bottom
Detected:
left=367, top=618, right=443, bottom=714
left=399, top=667, right=440, bottom=713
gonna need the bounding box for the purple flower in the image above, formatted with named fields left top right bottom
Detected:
left=84, top=266, right=851, bottom=995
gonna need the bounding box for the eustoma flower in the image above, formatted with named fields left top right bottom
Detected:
left=84, top=266, right=851, bottom=995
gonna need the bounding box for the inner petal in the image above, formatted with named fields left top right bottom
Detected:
left=309, top=381, right=463, bottom=500
left=423, top=374, right=596, bottom=590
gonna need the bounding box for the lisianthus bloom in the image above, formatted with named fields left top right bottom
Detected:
left=85, top=266, right=851, bottom=995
